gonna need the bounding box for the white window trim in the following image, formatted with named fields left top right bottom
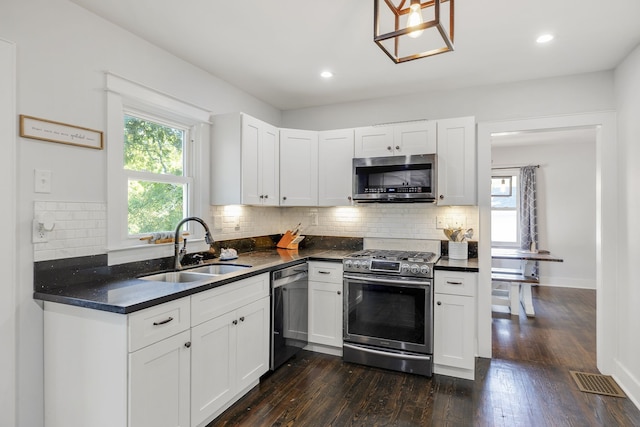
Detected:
left=106, top=73, right=211, bottom=265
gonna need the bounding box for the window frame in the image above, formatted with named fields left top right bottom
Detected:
left=490, top=169, right=520, bottom=247
left=123, top=109, right=194, bottom=237
left=106, top=73, right=210, bottom=264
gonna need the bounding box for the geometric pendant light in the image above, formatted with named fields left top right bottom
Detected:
left=374, top=0, right=455, bottom=63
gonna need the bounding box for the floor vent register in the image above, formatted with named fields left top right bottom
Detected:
left=570, top=371, right=626, bottom=398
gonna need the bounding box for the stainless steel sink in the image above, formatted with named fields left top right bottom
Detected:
left=139, top=264, right=251, bottom=283
left=139, top=271, right=212, bottom=283
left=186, top=264, right=251, bottom=275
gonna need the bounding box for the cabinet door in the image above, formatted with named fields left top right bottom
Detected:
left=236, top=297, right=270, bottom=391
left=129, top=330, right=191, bottom=427
left=280, top=129, right=318, bottom=206
left=436, top=117, right=476, bottom=205
left=241, top=114, right=263, bottom=205
left=260, top=123, right=280, bottom=206
left=354, top=126, right=394, bottom=157
left=190, top=311, right=237, bottom=427
left=433, top=293, right=474, bottom=370
left=318, top=129, right=354, bottom=206
left=395, top=121, right=436, bottom=155
left=308, top=281, right=343, bottom=347
left=241, top=115, right=279, bottom=205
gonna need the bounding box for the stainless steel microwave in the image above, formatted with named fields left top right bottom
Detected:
left=352, top=154, right=437, bottom=203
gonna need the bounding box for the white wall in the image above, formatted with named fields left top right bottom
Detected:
left=0, top=38, right=17, bottom=427
left=614, top=43, right=640, bottom=407
left=282, top=71, right=615, bottom=130
left=491, top=136, right=597, bottom=289
left=2, top=0, right=281, bottom=425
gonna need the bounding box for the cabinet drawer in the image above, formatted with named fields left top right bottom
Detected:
left=308, top=261, right=343, bottom=284
left=191, top=273, right=269, bottom=326
left=129, top=297, right=191, bottom=352
left=434, top=271, right=477, bottom=297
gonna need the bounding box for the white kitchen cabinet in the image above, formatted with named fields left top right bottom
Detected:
left=279, top=128, right=318, bottom=206
left=354, top=121, right=436, bottom=157
left=211, top=112, right=279, bottom=206
left=44, top=296, right=192, bottom=427
left=308, top=261, right=344, bottom=351
left=436, top=116, right=476, bottom=205
left=433, top=270, right=477, bottom=380
left=318, top=129, right=354, bottom=206
left=44, top=274, right=271, bottom=427
left=190, top=273, right=270, bottom=427
left=129, top=330, right=191, bottom=427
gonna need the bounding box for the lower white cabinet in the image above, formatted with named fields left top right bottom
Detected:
left=433, top=270, right=477, bottom=380
left=129, top=330, right=191, bottom=427
left=191, top=296, right=269, bottom=426
left=43, top=273, right=270, bottom=427
left=308, top=261, right=344, bottom=350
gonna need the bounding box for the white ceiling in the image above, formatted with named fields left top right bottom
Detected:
left=70, top=0, right=640, bottom=111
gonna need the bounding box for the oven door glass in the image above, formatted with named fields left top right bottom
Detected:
left=344, top=276, right=432, bottom=354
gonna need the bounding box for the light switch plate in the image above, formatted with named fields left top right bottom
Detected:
left=35, top=169, right=52, bottom=193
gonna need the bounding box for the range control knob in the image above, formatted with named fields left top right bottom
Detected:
left=344, top=260, right=353, bottom=269
left=420, top=265, right=430, bottom=275
left=410, top=264, right=420, bottom=274
left=353, top=261, right=361, bottom=269
left=361, top=261, right=369, bottom=270
left=401, top=263, right=410, bottom=273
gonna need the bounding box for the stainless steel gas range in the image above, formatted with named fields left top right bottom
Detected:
left=342, top=249, right=438, bottom=377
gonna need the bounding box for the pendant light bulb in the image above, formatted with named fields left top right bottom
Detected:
left=407, top=1, right=424, bottom=39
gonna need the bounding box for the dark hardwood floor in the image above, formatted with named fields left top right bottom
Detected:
left=210, top=286, right=640, bottom=426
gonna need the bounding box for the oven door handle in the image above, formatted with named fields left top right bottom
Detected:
left=343, top=343, right=431, bottom=361
left=343, top=274, right=430, bottom=287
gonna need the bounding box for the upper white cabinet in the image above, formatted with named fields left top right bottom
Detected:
left=354, top=121, right=436, bottom=158
left=280, top=129, right=318, bottom=206
left=318, top=129, right=354, bottom=206
left=436, top=116, right=476, bottom=206
left=211, top=113, right=279, bottom=206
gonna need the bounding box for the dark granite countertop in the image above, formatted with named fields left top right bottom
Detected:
left=435, top=257, right=479, bottom=272
left=34, top=232, right=479, bottom=315
left=34, top=248, right=351, bottom=314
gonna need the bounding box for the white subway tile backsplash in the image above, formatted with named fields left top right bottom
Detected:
left=33, top=201, right=107, bottom=262
left=34, top=200, right=477, bottom=262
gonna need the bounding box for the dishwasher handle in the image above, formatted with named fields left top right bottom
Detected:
left=272, top=271, right=308, bottom=288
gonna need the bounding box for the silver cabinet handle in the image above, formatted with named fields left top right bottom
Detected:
left=318, top=271, right=330, bottom=274
left=153, top=317, right=173, bottom=326
left=184, top=342, right=191, bottom=348
left=337, top=290, right=342, bottom=295
left=395, top=146, right=400, bottom=150
left=446, top=281, right=463, bottom=285
left=232, top=319, right=238, bottom=325
left=239, top=316, right=245, bottom=322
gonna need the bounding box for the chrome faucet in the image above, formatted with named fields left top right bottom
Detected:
left=174, top=217, right=215, bottom=270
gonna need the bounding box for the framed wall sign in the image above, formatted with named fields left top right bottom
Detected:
left=19, top=115, right=103, bottom=150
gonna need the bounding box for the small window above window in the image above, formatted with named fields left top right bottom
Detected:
left=491, top=176, right=512, bottom=197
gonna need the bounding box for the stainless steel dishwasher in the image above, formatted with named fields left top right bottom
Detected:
left=270, top=263, right=308, bottom=370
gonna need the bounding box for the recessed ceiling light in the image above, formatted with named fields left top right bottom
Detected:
left=320, top=71, right=333, bottom=79
left=536, top=34, right=554, bottom=44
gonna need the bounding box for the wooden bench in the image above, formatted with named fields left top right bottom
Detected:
left=491, top=268, right=539, bottom=316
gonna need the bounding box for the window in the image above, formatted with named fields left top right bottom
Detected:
left=124, top=113, right=191, bottom=235
left=106, top=73, right=210, bottom=261
left=491, top=173, right=519, bottom=245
